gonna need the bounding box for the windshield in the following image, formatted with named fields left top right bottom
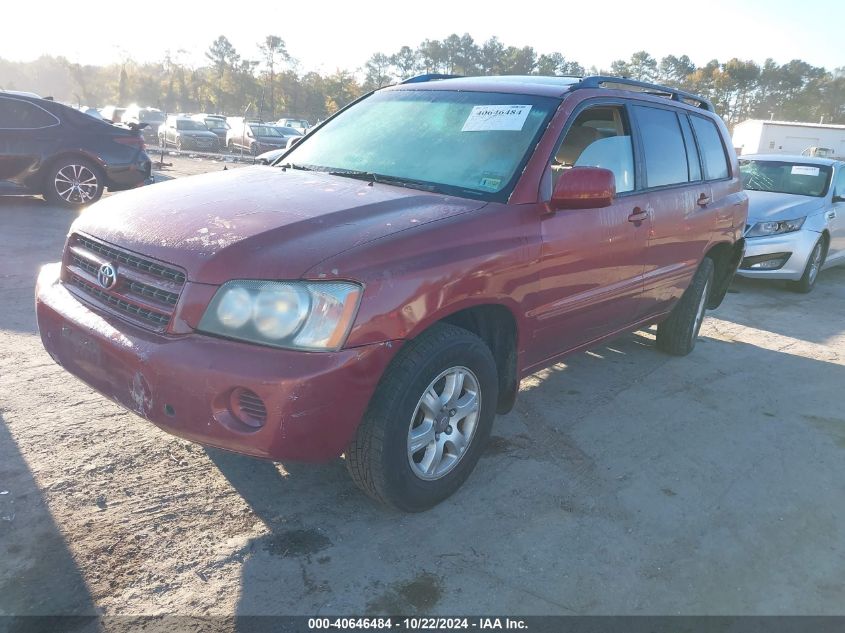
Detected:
left=140, top=110, right=164, bottom=123
left=740, top=159, right=832, bottom=197
left=251, top=125, right=283, bottom=137
left=282, top=89, right=558, bottom=200
left=176, top=119, right=209, bottom=131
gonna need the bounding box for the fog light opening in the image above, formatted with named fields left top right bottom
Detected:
left=164, top=404, right=176, bottom=417
left=741, top=252, right=791, bottom=271
left=229, top=388, right=267, bottom=428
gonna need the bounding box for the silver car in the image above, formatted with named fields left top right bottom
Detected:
left=738, top=154, right=845, bottom=292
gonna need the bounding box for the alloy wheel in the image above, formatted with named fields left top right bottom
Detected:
left=692, top=278, right=710, bottom=343
left=407, top=366, right=481, bottom=481
left=808, top=242, right=823, bottom=285
left=54, top=164, right=98, bottom=204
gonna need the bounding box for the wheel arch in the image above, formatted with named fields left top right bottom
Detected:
left=426, top=303, right=521, bottom=415
left=705, top=238, right=744, bottom=309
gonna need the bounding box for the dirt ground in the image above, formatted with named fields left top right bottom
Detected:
left=2, top=156, right=845, bottom=621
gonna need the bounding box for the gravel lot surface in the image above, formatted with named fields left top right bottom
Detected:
left=2, top=157, right=844, bottom=622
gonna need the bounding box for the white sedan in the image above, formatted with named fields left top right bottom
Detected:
left=738, top=155, right=845, bottom=292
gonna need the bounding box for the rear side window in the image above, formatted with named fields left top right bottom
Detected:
left=632, top=105, right=688, bottom=188
left=0, top=97, right=59, bottom=129
left=678, top=114, right=702, bottom=181
left=690, top=116, right=729, bottom=180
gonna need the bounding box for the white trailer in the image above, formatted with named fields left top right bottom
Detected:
left=732, top=119, right=845, bottom=158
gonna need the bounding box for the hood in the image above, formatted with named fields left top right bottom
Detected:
left=746, top=190, right=825, bottom=223
left=72, top=167, right=486, bottom=284
left=257, top=148, right=286, bottom=163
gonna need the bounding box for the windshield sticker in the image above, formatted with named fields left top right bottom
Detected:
left=462, top=105, right=532, bottom=132
left=791, top=165, right=820, bottom=177
left=479, top=173, right=503, bottom=190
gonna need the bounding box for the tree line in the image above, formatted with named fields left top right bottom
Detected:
left=1, top=33, right=842, bottom=127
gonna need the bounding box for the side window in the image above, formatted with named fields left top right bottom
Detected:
left=632, top=105, right=688, bottom=188
left=0, top=98, right=58, bottom=129
left=678, top=114, right=702, bottom=182
left=834, top=167, right=845, bottom=199
left=690, top=115, right=730, bottom=180
left=552, top=105, right=635, bottom=193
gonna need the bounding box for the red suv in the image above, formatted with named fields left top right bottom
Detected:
left=36, top=75, right=747, bottom=511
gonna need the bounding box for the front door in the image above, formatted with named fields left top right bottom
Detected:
left=529, top=104, right=649, bottom=366
left=827, top=164, right=845, bottom=261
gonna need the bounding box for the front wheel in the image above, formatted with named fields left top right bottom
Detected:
left=43, top=158, right=104, bottom=207
left=656, top=257, right=714, bottom=356
left=789, top=237, right=826, bottom=294
left=346, top=323, right=498, bottom=512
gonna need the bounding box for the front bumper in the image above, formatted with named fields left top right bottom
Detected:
left=181, top=137, right=218, bottom=151
left=736, top=229, right=821, bottom=281
left=35, top=264, right=400, bottom=462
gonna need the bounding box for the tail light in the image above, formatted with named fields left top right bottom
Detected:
left=113, top=135, right=146, bottom=151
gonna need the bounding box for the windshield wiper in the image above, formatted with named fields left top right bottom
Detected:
left=282, top=163, right=317, bottom=171
left=326, top=169, right=438, bottom=192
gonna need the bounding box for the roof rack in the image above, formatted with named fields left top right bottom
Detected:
left=400, top=73, right=463, bottom=84
left=572, top=76, right=715, bottom=112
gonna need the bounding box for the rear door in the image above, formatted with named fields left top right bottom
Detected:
left=632, top=104, right=723, bottom=317
left=0, top=96, right=61, bottom=191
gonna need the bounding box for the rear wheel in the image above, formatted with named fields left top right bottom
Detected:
left=346, top=323, right=498, bottom=512
left=43, top=158, right=104, bottom=208
left=656, top=257, right=714, bottom=356
left=789, top=237, right=826, bottom=294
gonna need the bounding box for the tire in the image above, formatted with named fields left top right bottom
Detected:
left=656, top=257, right=715, bottom=357
left=346, top=323, right=499, bottom=512
left=789, top=237, right=826, bottom=294
left=43, top=157, right=104, bottom=208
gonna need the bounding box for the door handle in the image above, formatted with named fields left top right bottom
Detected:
left=697, top=193, right=711, bottom=207
left=628, top=207, right=649, bottom=223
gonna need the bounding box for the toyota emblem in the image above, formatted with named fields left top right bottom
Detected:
left=97, top=263, right=117, bottom=289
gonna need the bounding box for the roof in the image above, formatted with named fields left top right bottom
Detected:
left=737, top=119, right=845, bottom=131
left=739, top=153, right=841, bottom=166
left=388, top=75, right=582, bottom=98
left=387, top=75, right=714, bottom=111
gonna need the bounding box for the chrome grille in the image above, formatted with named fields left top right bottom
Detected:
left=63, top=234, right=186, bottom=331
left=74, top=234, right=186, bottom=283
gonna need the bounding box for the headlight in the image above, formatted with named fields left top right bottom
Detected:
left=746, top=217, right=805, bottom=238
left=198, top=280, right=362, bottom=351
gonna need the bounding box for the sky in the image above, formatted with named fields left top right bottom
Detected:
left=3, top=0, right=844, bottom=73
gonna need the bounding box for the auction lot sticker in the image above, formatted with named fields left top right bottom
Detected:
left=791, top=165, right=820, bottom=176
left=462, top=105, right=532, bottom=131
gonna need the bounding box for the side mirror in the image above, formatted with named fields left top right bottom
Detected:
left=833, top=195, right=845, bottom=203
left=551, top=167, right=616, bottom=210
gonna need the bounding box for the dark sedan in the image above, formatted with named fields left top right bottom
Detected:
left=227, top=123, right=297, bottom=155
left=0, top=92, right=151, bottom=207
